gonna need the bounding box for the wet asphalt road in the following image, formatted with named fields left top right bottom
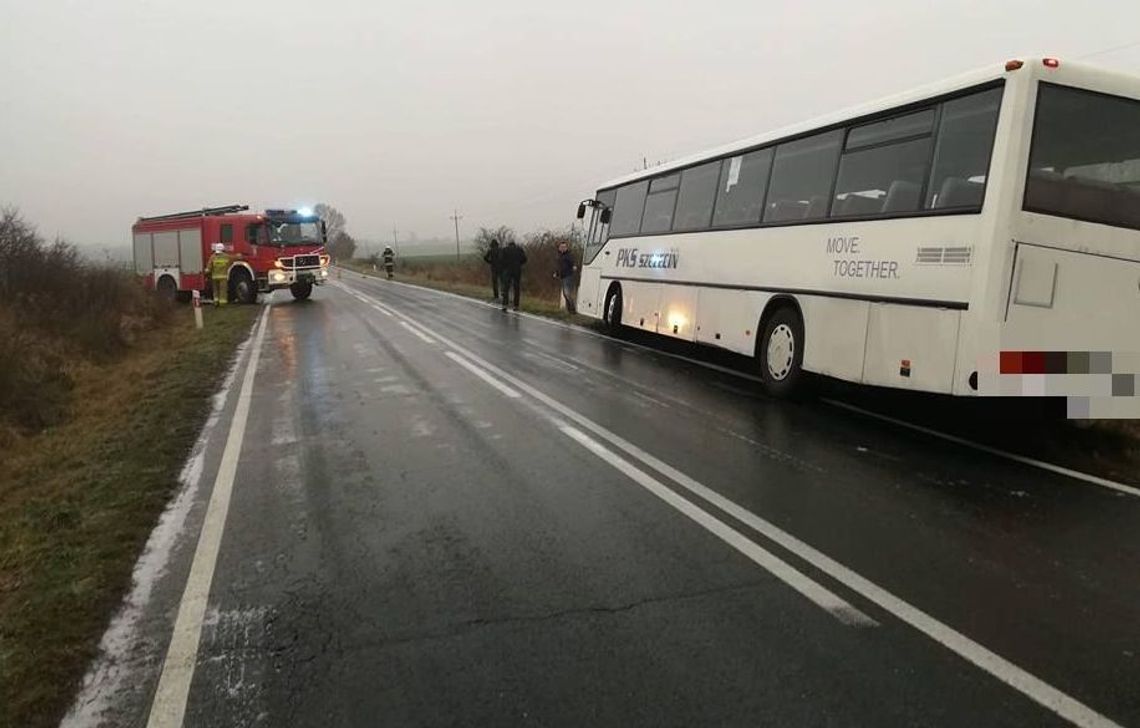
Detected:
left=65, top=274, right=1139, bottom=728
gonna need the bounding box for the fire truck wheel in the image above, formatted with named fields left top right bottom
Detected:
left=156, top=275, right=177, bottom=302
left=290, top=282, right=313, bottom=301
left=231, top=271, right=257, bottom=305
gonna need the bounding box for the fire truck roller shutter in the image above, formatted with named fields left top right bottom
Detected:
left=153, top=231, right=179, bottom=268
left=133, top=232, right=153, bottom=275
left=178, top=228, right=202, bottom=272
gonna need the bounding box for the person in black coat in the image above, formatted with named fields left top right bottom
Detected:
left=553, top=240, right=577, bottom=314
left=482, top=238, right=501, bottom=299
left=498, top=240, right=527, bottom=311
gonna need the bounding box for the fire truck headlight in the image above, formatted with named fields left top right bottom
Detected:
left=273, top=259, right=284, bottom=269
left=320, top=269, right=328, bottom=278
left=270, top=270, right=287, bottom=283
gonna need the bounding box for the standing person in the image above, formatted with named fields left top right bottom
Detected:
left=382, top=246, right=395, bottom=279
left=553, top=240, right=577, bottom=314
left=499, top=239, right=527, bottom=311
left=206, top=242, right=231, bottom=306
left=482, top=238, right=502, bottom=300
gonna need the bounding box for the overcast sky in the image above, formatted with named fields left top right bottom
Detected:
left=3, top=0, right=1139, bottom=248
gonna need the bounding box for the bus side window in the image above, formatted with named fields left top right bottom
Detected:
left=712, top=149, right=772, bottom=227
left=832, top=108, right=935, bottom=218
left=610, top=180, right=649, bottom=237
left=672, top=161, right=720, bottom=231
left=926, top=87, right=1003, bottom=209
left=764, top=130, right=843, bottom=223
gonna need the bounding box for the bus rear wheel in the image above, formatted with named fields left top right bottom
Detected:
left=759, top=306, right=805, bottom=398
left=603, top=285, right=623, bottom=333
left=290, top=281, right=313, bottom=301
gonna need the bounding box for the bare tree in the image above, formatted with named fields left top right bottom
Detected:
left=313, top=203, right=346, bottom=242
left=523, top=224, right=584, bottom=252
left=473, top=225, right=515, bottom=255
left=327, top=231, right=357, bottom=261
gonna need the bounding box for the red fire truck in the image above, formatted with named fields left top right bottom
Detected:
left=132, top=204, right=330, bottom=303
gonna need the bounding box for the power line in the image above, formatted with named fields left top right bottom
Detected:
left=1077, top=39, right=1140, bottom=61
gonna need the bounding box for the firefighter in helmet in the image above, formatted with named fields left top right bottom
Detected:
left=382, top=246, right=395, bottom=280
left=206, top=242, right=232, bottom=306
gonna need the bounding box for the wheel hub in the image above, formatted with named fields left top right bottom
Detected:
left=766, top=323, right=795, bottom=380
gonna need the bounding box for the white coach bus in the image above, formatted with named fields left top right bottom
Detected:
left=574, top=57, right=1140, bottom=405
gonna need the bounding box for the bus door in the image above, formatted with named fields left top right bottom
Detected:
left=575, top=193, right=615, bottom=316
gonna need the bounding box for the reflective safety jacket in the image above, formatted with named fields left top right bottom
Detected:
left=207, top=252, right=232, bottom=278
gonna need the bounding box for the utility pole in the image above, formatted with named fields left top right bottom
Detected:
left=449, top=209, right=463, bottom=263
left=392, top=226, right=399, bottom=256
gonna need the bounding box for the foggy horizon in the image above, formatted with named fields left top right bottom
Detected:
left=3, top=0, right=1140, bottom=250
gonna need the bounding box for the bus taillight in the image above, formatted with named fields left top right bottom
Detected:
left=1043, top=58, right=1060, bottom=69
left=1005, top=59, right=1024, bottom=71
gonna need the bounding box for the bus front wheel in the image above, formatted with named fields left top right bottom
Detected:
left=759, top=306, right=805, bottom=398
left=603, top=285, right=623, bottom=333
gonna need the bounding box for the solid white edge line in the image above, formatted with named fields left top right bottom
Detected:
left=146, top=305, right=270, bottom=728
left=342, top=270, right=1139, bottom=500
left=822, top=399, right=1140, bottom=499
left=444, top=351, right=521, bottom=398
left=342, top=283, right=1124, bottom=728
left=561, top=425, right=877, bottom=628
left=399, top=320, right=435, bottom=344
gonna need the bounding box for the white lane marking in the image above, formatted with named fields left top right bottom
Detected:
left=344, top=285, right=1125, bottom=728
left=823, top=399, right=1140, bottom=499
left=522, top=349, right=583, bottom=372
left=561, top=425, right=876, bottom=627
left=445, top=351, right=520, bottom=399
left=399, top=320, right=435, bottom=344
left=61, top=321, right=258, bottom=728
left=345, top=271, right=1139, bottom=500
left=370, top=303, right=393, bottom=317
left=146, top=305, right=270, bottom=728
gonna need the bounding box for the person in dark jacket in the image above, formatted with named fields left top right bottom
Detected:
left=482, top=238, right=501, bottom=300
left=553, top=240, right=577, bottom=314
left=499, top=239, right=527, bottom=311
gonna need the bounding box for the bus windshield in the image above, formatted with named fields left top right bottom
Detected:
left=267, top=221, right=323, bottom=246
left=1024, top=83, right=1140, bottom=231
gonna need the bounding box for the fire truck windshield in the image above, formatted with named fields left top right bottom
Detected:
left=267, top=221, right=322, bottom=246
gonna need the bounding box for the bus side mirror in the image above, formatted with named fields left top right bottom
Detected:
left=576, top=203, right=586, bottom=219
left=600, top=208, right=612, bottom=225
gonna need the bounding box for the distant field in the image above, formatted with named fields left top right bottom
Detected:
left=355, top=252, right=479, bottom=265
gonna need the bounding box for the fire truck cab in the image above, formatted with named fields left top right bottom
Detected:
left=132, top=204, right=330, bottom=303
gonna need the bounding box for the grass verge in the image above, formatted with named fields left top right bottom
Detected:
left=0, top=303, right=259, bottom=728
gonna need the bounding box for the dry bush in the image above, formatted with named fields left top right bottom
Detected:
left=393, top=224, right=584, bottom=302
left=0, top=207, right=170, bottom=433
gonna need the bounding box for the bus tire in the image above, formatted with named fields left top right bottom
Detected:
left=231, top=270, right=257, bottom=304
left=759, top=306, right=805, bottom=398
left=290, top=281, right=313, bottom=301
left=603, top=284, right=623, bottom=333
left=156, top=275, right=177, bottom=302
